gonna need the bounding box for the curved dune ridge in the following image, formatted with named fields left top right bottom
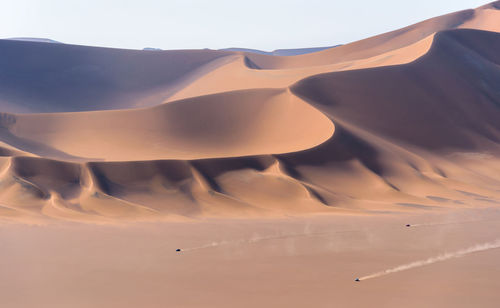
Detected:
left=242, top=3, right=500, bottom=69
left=4, top=89, right=334, bottom=161
left=0, top=2, right=499, bottom=222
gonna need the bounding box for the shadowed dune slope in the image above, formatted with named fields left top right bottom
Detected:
left=292, top=29, right=500, bottom=152
left=0, top=40, right=233, bottom=113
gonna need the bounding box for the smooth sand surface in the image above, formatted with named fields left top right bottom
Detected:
left=0, top=1, right=500, bottom=307
left=3, top=209, right=500, bottom=308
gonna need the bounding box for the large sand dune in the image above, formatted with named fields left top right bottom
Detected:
left=2, top=2, right=500, bottom=307
left=0, top=2, right=499, bottom=223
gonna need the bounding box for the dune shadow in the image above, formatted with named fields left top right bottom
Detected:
left=0, top=127, right=95, bottom=161
left=397, top=203, right=437, bottom=210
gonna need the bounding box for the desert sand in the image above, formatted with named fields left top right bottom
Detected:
left=1, top=1, right=500, bottom=307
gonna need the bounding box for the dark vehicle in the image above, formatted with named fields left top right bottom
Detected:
left=176, top=249, right=182, bottom=252
left=355, top=278, right=360, bottom=282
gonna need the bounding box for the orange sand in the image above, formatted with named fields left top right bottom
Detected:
left=1, top=1, right=500, bottom=307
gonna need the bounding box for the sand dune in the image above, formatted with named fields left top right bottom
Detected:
left=0, top=2, right=498, bottom=223
left=2, top=89, right=333, bottom=161
left=0, top=40, right=232, bottom=112
left=243, top=3, right=500, bottom=69
left=221, top=46, right=336, bottom=56
left=165, top=35, right=435, bottom=102
left=292, top=29, right=500, bottom=151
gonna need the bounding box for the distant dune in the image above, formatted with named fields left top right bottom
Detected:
left=221, top=46, right=338, bottom=56
left=6, top=37, right=62, bottom=44
left=0, top=1, right=499, bottom=223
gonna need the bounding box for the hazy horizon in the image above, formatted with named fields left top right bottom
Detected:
left=0, top=0, right=490, bottom=51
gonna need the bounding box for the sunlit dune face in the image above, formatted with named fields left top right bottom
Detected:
left=8, top=89, right=334, bottom=161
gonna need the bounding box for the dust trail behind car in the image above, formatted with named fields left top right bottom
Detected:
left=358, top=239, right=500, bottom=281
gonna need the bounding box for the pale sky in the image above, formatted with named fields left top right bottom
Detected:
left=0, top=0, right=491, bottom=51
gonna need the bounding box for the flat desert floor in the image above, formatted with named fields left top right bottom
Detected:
left=3, top=208, right=500, bottom=307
